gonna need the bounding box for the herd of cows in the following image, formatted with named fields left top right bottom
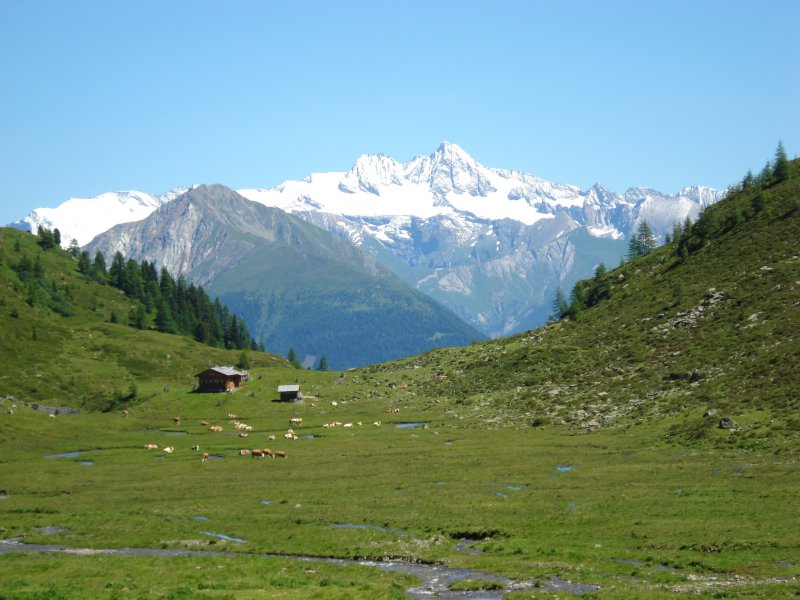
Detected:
left=137, top=405, right=400, bottom=463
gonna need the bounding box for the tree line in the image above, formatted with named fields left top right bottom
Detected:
left=70, top=246, right=263, bottom=352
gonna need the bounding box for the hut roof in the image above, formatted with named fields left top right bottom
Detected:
left=278, top=384, right=300, bottom=393
left=196, top=366, right=247, bottom=377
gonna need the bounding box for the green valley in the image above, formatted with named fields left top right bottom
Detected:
left=0, top=159, right=798, bottom=598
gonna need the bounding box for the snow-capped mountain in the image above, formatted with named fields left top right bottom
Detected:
left=237, top=142, right=722, bottom=335
left=83, top=185, right=482, bottom=370
left=9, top=187, right=190, bottom=247
left=6, top=143, right=723, bottom=337
left=239, top=142, right=718, bottom=239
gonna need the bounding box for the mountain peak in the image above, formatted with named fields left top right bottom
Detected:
left=8, top=186, right=188, bottom=247
left=431, top=141, right=475, bottom=165
left=339, top=153, right=404, bottom=195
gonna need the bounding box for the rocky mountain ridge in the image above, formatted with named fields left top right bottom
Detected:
left=85, top=184, right=482, bottom=369
left=10, top=143, right=723, bottom=336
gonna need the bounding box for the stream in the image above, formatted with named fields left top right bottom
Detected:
left=0, top=538, right=599, bottom=598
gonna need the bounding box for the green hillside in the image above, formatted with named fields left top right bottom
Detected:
left=0, top=228, right=288, bottom=410
left=364, top=157, right=800, bottom=451
left=214, top=241, right=482, bottom=370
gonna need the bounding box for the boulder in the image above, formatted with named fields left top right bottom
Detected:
left=718, top=417, right=737, bottom=430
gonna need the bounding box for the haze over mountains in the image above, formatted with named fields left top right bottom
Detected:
left=9, top=142, right=723, bottom=345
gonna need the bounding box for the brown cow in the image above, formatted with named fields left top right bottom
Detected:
left=201, top=452, right=209, bottom=462
left=274, top=450, right=287, bottom=458
left=251, top=449, right=263, bottom=458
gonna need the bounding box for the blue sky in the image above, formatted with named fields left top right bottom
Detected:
left=1, top=0, right=798, bottom=225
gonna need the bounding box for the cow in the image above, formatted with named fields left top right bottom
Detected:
left=290, top=417, right=303, bottom=427
left=263, top=448, right=274, bottom=458
left=163, top=446, right=174, bottom=454
left=252, top=449, right=264, bottom=459
left=274, top=450, right=287, bottom=458
left=201, top=452, right=209, bottom=462
left=144, top=444, right=159, bottom=450
left=267, top=434, right=276, bottom=441
left=173, top=416, right=181, bottom=425
left=239, top=448, right=251, bottom=456
left=191, top=444, right=200, bottom=451
left=122, top=409, right=129, bottom=417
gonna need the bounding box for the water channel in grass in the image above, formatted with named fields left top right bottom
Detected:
left=0, top=538, right=601, bottom=598
left=43, top=451, right=88, bottom=459
left=332, top=523, right=409, bottom=536
left=395, top=422, right=430, bottom=429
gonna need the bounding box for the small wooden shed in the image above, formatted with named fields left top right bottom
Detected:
left=277, top=384, right=301, bottom=402
left=196, top=366, right=249, bottom=393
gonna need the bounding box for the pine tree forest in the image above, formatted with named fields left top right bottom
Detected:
left=73, top=248, right=263, bottom=352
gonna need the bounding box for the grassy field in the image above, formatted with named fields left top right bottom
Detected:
left=1, top=162, right=798, bottom=597
left=1, top=367, right=798, bottom=598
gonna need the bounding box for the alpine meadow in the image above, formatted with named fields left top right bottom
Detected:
left=0, top=152, right=798, bottom=598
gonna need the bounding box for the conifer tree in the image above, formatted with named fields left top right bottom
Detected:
left=92, top=251, right=108, bottom=283
left=671, top=221, right=683, bottom=244
left=129, top=304, right=147, bottom=329
left=318, top=355, right=329, bottom=371
left=287, top=347, right=302, bottom=369
left=77, top=251, right=91, bottom=274
left=635, top=220, right=656, bottom=256
left=551, top=287, right=568, bottom=321
left=154, top=298, right=177, bottom=333
left=741, top=169, right=755, bottom=190
left=627, top=234, right=642, bottom=261
left=567, top=281, right=586, bottom=320
left=586, top=262, right=612, bottom=306
left=36, top=225, right=56, bottom=249
left=752, top=192, right=768, bottom=214
left=774, top=141, right=790, bottom=183
left=67, top=238, right=81, bottom=257
left=109, top=252, right=126, bottom=289
left=124, top=259, right=144, bottom=299
left=758, top=161, right=773, bottom=186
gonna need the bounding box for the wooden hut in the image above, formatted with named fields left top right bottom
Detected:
left=277, top=384, right=301, bottom=402
left=195, top=366, right=249, bottom=393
